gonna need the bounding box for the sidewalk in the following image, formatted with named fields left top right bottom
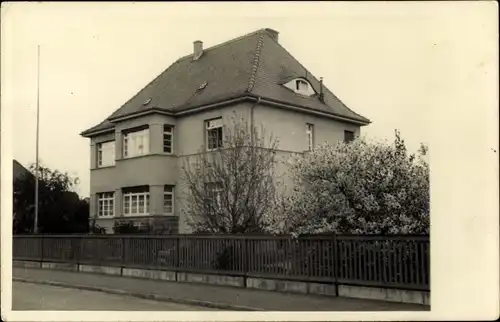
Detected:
left=13, top=267, right=429, bottom=311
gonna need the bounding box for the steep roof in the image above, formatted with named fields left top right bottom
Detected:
left=13, top=160, right=32, bottom=182
left=81, top=28, right=370, bottom=137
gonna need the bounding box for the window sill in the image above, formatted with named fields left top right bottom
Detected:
left=92, top=165, right=116, bottom=170
left=122, top=213, right=151, bottom=217
left=117, top=153, right=177, bottom=161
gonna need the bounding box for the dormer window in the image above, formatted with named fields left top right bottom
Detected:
left=283, top=78, right=316, bottom=97
left=296, top=79, right=308, bottom=91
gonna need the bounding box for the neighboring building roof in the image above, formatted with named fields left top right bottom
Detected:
left=13, top=160, right=33, bottom=182
left=81, top=28, right=370, bottom=137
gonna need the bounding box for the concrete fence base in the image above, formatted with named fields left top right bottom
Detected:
left=13, top=260, right=430, bottom=305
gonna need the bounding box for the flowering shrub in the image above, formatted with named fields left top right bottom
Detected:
left=267, top=130, right=429, bottom=236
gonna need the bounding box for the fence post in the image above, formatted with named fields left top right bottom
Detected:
left=40, top=236, right=44, bottom=264
left=75, top=236, right=80, bottom=266
left=333, top=234, right=339, bottom=296
left=243, top=238, right=249, bottom=288
left=121, top=237, right=126, bottom=267
left=176, top=237, right=180, bottom=268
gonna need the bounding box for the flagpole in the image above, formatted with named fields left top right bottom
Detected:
left=34, top=45, right=40, bottom=234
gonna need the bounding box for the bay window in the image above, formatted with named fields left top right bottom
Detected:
left=123, top=127, right=149, bottom=158
left=123, top=186, right=150, bottom=216
left=97, top=141, right=115, bottom=167
left=163, top=125, right=173, bottom=154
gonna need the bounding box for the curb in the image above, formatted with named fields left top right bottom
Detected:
left=13, top=277, right=263, bottom=311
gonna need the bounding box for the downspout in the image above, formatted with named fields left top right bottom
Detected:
left=250, top=96, right=261, bottom=145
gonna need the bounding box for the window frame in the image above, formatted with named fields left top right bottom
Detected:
left=122, top=127, right=150, bottom=158
left=296, top=79, right=308, bottom=91
left=205, top=118, right=223, bottom=151
left=163, top=185, right=174, bottom=214
left=96, top=141, right=115, bottom=167
left=163, top=125, right=174, bottom=154
left=97, top=192, right=115, bottom=218
left=123, top=187, right=150, bottom=216
left=306, top=123, right=314, bottom=151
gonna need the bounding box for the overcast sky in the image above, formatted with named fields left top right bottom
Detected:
left=2, top=2, right=497, bottom=197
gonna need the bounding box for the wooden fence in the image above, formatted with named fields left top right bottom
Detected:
left=13, top=234, right=430, bottom=291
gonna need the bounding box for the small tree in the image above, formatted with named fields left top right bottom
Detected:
left=13, top=163, right=89, bottom=234
left=181, top=115, right=279, bottom=234
left=273, top=130, right=429, bottom=235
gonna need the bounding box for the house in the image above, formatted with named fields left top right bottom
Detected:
left=13, top=160, right=33, bottom=183
left=80, top=28, right=370, bottom=234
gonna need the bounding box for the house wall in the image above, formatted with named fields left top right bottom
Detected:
left=252, top=103, right=361, bottom=152
left=88, top=101, right=362, bottom=234
left=89, top=103, right=252, bottom=233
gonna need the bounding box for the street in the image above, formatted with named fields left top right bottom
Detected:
left=12, top=281, right=218, bottom=310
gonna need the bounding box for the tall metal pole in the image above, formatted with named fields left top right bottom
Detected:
left=34, top=45, right=40, bottom=234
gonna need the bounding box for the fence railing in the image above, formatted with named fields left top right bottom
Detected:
left=13, top=234, right=430, bottom=291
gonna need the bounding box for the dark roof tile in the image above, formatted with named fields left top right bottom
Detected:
left=82, top=28, right=369, bottom=137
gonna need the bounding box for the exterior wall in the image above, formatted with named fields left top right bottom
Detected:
left=253, top=104, right=361, bottom=152
left=89, top=103, right=252, bottom=233
left=87, top=101, right=362, bottom=234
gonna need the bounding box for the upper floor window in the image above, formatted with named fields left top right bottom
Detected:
left=163, top=125, right=174, bottom=154
left=97, top=141, right=115, bottom=167
left=344, top=130, right=355, bottom=143
left=283, top=78, right=316, bottom=96
left=163, top=185, right=174, bottom=214
left=296, top=79, right=308, bottom=91
left=123, top=186, right=150, bottom=216
left=123, top=127, right=149, bottom=158
left=97, top=192, right=114, bottom=218
left=306, top=123, right=314, bottom=151
left=206, top=118, right=223, bottom=151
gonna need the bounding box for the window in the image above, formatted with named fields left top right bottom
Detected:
left=97, top=141, right=115, bottom=167
left=206, top=118, right=223, bottom=150
left=206, top=182, right=223, bottom=211
left=123, top=128, right=149, bottom=158
left=296, top=79, right=308, bottom=91
left=123, top=186, right=150, bottom=216
left=306, top=123, right=314, bottom=151
left=163, top=185, right=174, bottom=214
left=97, top=192, right=114, bottom=218
left=163, top=125, right=173, bottom=154
left=344, top=130, right=355, bottom=143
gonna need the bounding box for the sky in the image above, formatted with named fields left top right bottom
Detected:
left=2, top=2, right=497, bottom=197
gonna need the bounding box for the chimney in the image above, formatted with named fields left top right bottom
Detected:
left=265, top=28, right=279, bottom=42
left=193, top=40, right=203, bottom=60
left=319, top=77, right=325, bottom=103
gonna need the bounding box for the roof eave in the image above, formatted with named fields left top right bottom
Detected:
left=80, top=94, right=370, bottom=138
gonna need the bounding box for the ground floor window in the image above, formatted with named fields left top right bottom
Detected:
left=163, top=185, right=174, bottom=214
left=97, top=192, right=114, bottom=218
left=123, top=186, right=150, bottom=216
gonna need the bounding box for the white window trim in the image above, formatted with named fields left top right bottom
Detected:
left=97, top=141, right=115, bottom=167
left=97, top=192, right=115, bottom=218
left=163, top=186, right=174, bottom=214
left=163, top=125, right=174, bottom=154
left=206, top=118, right=223, bottom=151
left=123, top=191, right=150, bottom=216
left=123, top=128, right=150, bottom=158
left=306, top=123, right=314, bottom=151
